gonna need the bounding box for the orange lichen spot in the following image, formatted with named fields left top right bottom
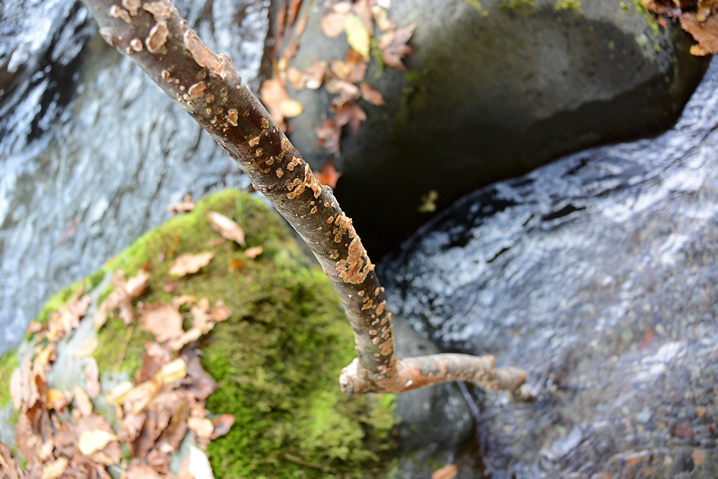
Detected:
left=205, top=93, right=215, bottom=103
left=358, top=291, right=365, bottom=296
left=184, top=30, right=222, bottom=72
left=109, top=5, right=132, bottom=23
left=188, top=81, right=207, bottom=99
left=122, top=0, right=141, bottom=16
left=249, top=136, right=261, bottom=147
left=180, top=86, right=186, bottom=91
left=281, top=137, right=292, bottom=152
left=327, top=216, right=334, bottom=224
left=287, top=164, right=323, bottom=200
left=226, top=109, right=238, bottom=127
left=287, top=156, right=302, bottom=171
left=205, top=108, right=212, bottom=115
left=324, top=202, right=330, bottom=208
left=311, top=206, right=318, bottom=214
left=143, top=1, right=173, bottom=20
left=265, top=157, right=275, bottom=166
left=261, top=118, right=270, bottom=129
left=146, top=21, right=169, bottom=53
left=376, top=301, right=386, bottom=315
left=256, top=148, right=264, bottom=157
left=161, top=69, right=171, bottom=80
left=335, top=236, right=374, bottom=284
left=332, top=213, right=354, bottom=243
left=330, top=252, right=339, bottom=260
left=369, top=330, right=377, bottom=336
left=372, top=337, right=381, bottom=345
left=375, top=288, right=381, bottom=296
left=130, top=38, right=143, bottom=52
left=276, top=169, right=284, bottom=178
left=361, top=300, right=374, bottom=310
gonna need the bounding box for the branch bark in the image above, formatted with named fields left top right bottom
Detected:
left=79, top=0, right=526, bottom=395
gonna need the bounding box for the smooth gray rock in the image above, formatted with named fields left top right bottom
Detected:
left=286, top=0, right=709, bottom=257
left=379, top=58, right=718, bottom=478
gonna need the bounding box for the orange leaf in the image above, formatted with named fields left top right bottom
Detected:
left=140, top=303, right=184, bottom=342
left=316, top=160, right=342, bottom=189
left=320, top=11, right=347, bottom=37
left=244, top=246, right=263, bottom=259
left=432, top=464, right=459, bottom=479
left=360, top=82, right=385, bottom=105
left=315, top=120, right=342, bottom=157
left=680, top=12, right=718, bottom=55
left=207, top=211, right=245, bottom=245
left=380, top=23, right=416, bottom=70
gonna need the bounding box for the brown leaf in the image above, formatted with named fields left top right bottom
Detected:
left=210, top=414, right=235, bottom=439
left=244, top=246, right=263, bottom=259
left=345, top=49, right=368, bottom=83
left=304, top=61, right=328, bottom=90
left=325, top=77, right=360, bottom=104
left=295, top=12, right=309, bottom=37
left=315, top=120, right=342, bottom=157
left=334, top=101, right=366, bottom=134
left=140, top=303, right=184, bottom=343
left=432, top=464, right=459, bottom=479
left=229, top=258, right=248, bottom=272
left=680, top=12, right=718, bottom=55
left=188, top=417, right=214, bottom=438
left=169, top=252, right=215, bottom=277
left=73, top=385, right=93, bottom=417
left=123, top=380, right=161, bottom=415
left=184, top=355, right=218, bottom=400
left=380, top=23, right=416, bottom=70
left=47, top=293, right=91, bottom=342
left=260, top=78, right=291, bottom=130
left=47, top=388, right=72, bottom=411
left=119, top=412, right=146, bottom=442
left=127, top=464, right=164, bottom=479
left=207, top=211, right=245, bottom=245
left=353, top=0, right=374, bottom=33
left=95, top=270, right=150, bottom=330
left=78, top=429, right=118, bottom=456
left=372, top=5, right=393, bottom=31
left=288, top=0, right=302, bottom=26
left=316, top=160, right=342, bottom=189
left=41, top=456, right=68, bottom=479
left=0, top=441, right=21, bottom=479
left=320, top=11, right=347, bottom=37
left=26, top=321, right=43, bottom=334
left=287, top=66, right=305, bottom=90
left=360, top=82, right=385, bottom=105
left=167, top=193, right=195, bottom=215
left=85, top=357, right=101, bottom=399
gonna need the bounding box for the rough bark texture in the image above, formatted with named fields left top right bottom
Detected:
left=79, top=0, right=525, bottom=395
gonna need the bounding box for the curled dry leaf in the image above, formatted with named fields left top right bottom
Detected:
left=372, top=5, right=393, bottom=31
left=167, top=193, right=196, bottom=215
left=26, top=321, right=42, bottom=334
left=85, top=357, right=101, bottom=399
left=188, top=417, right=214, bottom=438
left=105, top=380, right=133, bottom=406
left=73, top=336, right=99, bottom=357
left=316, top=160, right=342, bottom=189
left=169, top=252, right=215, bottom=277
left=334, top=101, right=366, bottom=134
left=41, top=457, right=68, bottom=479
left=210, top=414, right=235, bottom=439
left=47, top=293, right=91, bottom=342
left=123, top=380, right=161, bottom=415
left=207, top=211, right=245, bottom=245
left=127, top=464, right=164, bottom=479
left=78, top=429, right=118, bottom=456
left=680, top=13, right=718, bottom=55
left=244, top=246, right=263, bottom=259
left=260, top=78, right=292, bottom=130
left=48, top=388, right=72, bottom=411
left=320, top=11, right=348, bottom=37
left=360, top=82, right=385, bottom=105
left=287, top=66, right=305, bottom=89
left=325, top=77, right=360, bottom=104
left=139, top=303, right=184, bottom=342
left=353, top=0, right=374, bottom=33
left=379, top=23, right=416, bottom=70
left=94, top=269, right=150, bottom=330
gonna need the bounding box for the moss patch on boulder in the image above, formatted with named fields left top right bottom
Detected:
left=1, top=188, right=397, bottom=477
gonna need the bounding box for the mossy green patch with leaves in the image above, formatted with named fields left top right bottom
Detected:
left=85, top=189, right=397, bottom=477
left=0, top=350, right=19, bottom=407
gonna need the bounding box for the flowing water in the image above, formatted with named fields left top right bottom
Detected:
left=0, top=0, right=271, bottom=354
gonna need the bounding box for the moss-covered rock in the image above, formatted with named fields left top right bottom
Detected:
left=0, top=188, right=397, bottom=478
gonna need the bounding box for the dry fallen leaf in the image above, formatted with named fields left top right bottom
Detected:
left=40, top=457, right=68, bottom=479
left=78, top=429, right=118, bottom=456
left=334, top=101, right=366, bottom=134
left=280, top=98, right=304, bottom=117
left=167, top=193, right=196, bottom=215
left=94, top=269, right=150, bottom=330
left=104, top=380, right=133, bottom=406
left=229, top=258, right=248, bottom=272
left=288, top=0, right=303, bottom=26
left=372, top=5, right=393, bottom=31
left=140, top=303, right=184, bottom=343
left=260, top=78, right=292, bottom=130
left=85, top=357, right=101, bottom=399
left=169, top=252, right=215, bottom=276
left=123, top=380, right=161, bottom=415
left=380, top=23, right=416, bottom=70
left=325, top=77, right=360, bottom=104
left=127, top=464, right=164, bottom=479
left=210, top=414, right=235, bottom=439
left=155, top=358, right=188, bottom=384
left=73, top=385, right=93, bottom=417
left=73, top=336, right=99, bottom=357
left=320, top=11, right=347, bottom=37
left=345, top=14, right=371, bottom=61
left=47, top=388, right=72, bottom=411
left=304, top=61, right=328, bottom=90
left=432, top=464, right=459, bottom=479
left=315, top=120, right=342, bottom=157
left=315, top=160, right=342, bottom=189
left=26, top=321, right=42, bottom=334
left=287, top=66, right=305, bottom=90
left=680, top=12, right=718, bottom=55
left=207, top=211, right=245, bottom=245
left=360, top=82, right=385, bottom=105
left=188, top=417, right=215, bottom=438
left=244, top=246, right=263, bottom=259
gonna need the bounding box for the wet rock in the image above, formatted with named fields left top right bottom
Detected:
left=286, top=0, right=709, bottom=257
left=0, top=0, right=272, bottom=354
left=392, top=315, right=477, bottom=478
left=379, top=60, right=718, bottom=477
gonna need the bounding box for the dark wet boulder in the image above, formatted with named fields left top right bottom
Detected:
left=378, top=61, right=718, bottom=477
left=286, top=0, right=709, bottom=256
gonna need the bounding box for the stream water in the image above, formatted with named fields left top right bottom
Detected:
left=0, top=0, right=271, bottom=354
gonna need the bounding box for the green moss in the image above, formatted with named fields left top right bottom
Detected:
left=0, top=350, right=19, bottom=407
left=630, top=0, right=660, bottom=36
left=83, top=188, right=397, bottom=477
left=554, top=0, right=581, bottom=12
left=500, top=0, right=535, bottom=14
left=464, top=0, right=490, bottom=16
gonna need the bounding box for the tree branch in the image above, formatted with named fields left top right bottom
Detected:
left=79, top=0, right=525, bottom=395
